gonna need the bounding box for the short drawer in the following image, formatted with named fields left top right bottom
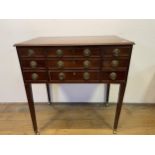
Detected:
left=101, top=71, right=127, bottom=82
left=21, top=59, right=46, bottom=69
left=46, top=46, right=100, bottom=57
left=102, top=58, right=129, bottom=69
left=17, top=47, right=45, bottom=57
left=23, top=71, right=48, bottom=82
left=102, top=46, right=131, bottom=57
left=49, top=70, right=100, bottom=82
left=47, top=58, right=101, bottom=69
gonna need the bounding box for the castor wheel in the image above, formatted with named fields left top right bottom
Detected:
left=105, top=103, right=109, bottom=107
left=113, top=129, right=117, bottom=134
left=35, top=131, right=40, bottom=135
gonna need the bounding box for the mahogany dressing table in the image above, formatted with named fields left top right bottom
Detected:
left=14, top=36, right=134, bottom=134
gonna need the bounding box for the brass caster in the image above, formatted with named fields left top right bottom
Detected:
left=48, top=102, right=52, bottom=105
left=105, top=103, right=109, bottom=107
left=113, top=129, right=117, bottom=134
left=35, top=131, right=40, bottom=135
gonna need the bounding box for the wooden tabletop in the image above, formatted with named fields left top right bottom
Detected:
left=14, top=36, right=135, bottom=46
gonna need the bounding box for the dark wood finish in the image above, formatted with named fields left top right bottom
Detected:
left=102, top=46, right=131, bottom=57
left=23, top=70, right=48, bottom=82
left=18, top=47, right=45, bottom=57
left=46, top=46, right=101, bottom=57
left=46, top=84, right=52, bottom=104
left=14, top=36, right=134, bottom=46
left=102, top=59, right=129, bottom=69
left=49, top=70, right=100, bottom=83
left=24, top=83, right=39, bottom=134
left=15, top=36, right=134, bottom=134
left=21, top=59, right=46, bottom=69
left=101, top=71, right=127, bottom=81
left=47, top=58, right=101, bottom=69
left=105, top=84, right=110, bottom=106
left=113, top=82, right=126, bottom=133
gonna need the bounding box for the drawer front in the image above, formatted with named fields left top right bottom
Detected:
left=47, top=58, right=100, bottom=69
left=23, top=71, right=48, bottom=82
left=101, top=71, right=127, bottom=82
left=17, top=47, right=45, bottom=57
left=49, top=71, right=100, bottom=82
left=21, top=59, right=46, bottom=69
left=102, top=46, right=131, bottom=57
left=102, top=59, right=129, bottom=69
left=46, top=46, right=100, bottom=57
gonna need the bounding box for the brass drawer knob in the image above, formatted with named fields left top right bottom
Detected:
left=109, top=72, right=117, bottom=80
left=57, top=60, right=64, bottom=68
left=83, top=60, right=91, bottom=68
left=30, top=61, right=37, bottom=68
left=59, top=72, right=65, bottom=80
left=111, top=60, right=119, bottom=67
left=83, top=72, right=90, bottom=80
left=56, top=49, right=63, bottom=57
left=28, top=49, right=35, bottom=56
left=83, top=48, right=91, bottom=57
left=113, top=48, right=120, bottom=57
left=31, top=73, right=39, bottom=80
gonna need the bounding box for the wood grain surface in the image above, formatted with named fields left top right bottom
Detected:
left=0, top=103, right=154, bottom=135
left=14, top=36, right=135, bottom=46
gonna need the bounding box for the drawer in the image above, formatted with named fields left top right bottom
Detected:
left=17, top=47, right=45, bottom=57
left=47, top=58, right=101, bottom=69
left=101, top=71, right=127, bottom=82
left=102, top=46, right=131, bottom=57
left=21, top=59, right=46, bottom=69
left=102, top=58, right=129, bottom=69
left=23, top=71, right=48, bottom=82
left=46, top=46, right=100, bottom=57
left=49, top=70, right=100, bottom=82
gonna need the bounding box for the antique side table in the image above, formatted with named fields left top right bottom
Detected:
left=14, top=36, right=134, bottom=134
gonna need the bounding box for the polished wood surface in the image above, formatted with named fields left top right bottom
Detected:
left=17, top=45, right=132, bottom=83
left=14, top=36, right=134, bottom=46
left=0, top=103, right=155, bottom=135
left=15, top=36, right=134, bottom=134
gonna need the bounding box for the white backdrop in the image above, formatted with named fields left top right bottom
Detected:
left=0, top=19, right=155, bottom=103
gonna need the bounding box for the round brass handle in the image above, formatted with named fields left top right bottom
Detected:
left=59, top=72, right=65, bottom=80
left=111, top=60, right=119, bottom=67
left=28, top=49, right=35, bottom=56
left=109, top=72, right=117, bottom=80
left=83, top=72, right=90, bottom=80
left=30, top=61, right=37, bottom=68
left=31, top=73, right=39, bottom=80
left=83, top=48, right=91, bottom=57
left=113, top=48, right=120, bottom=57
left=57, top=60, right=64, bottom=68
left=83, top=60, right=91, bottom=68
left=56, top=49, right=63, bottom=57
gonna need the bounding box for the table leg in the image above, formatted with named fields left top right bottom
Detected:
left=105, top=83, right=110, bottom=106
left=46, top=84, right=52, bottom=104
left=24, top=83, right=39, bottom=134
left=113, top=82, right=126, bottom=134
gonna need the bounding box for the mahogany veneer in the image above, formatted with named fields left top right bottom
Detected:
left=15, top=36, right=134, bottom=134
